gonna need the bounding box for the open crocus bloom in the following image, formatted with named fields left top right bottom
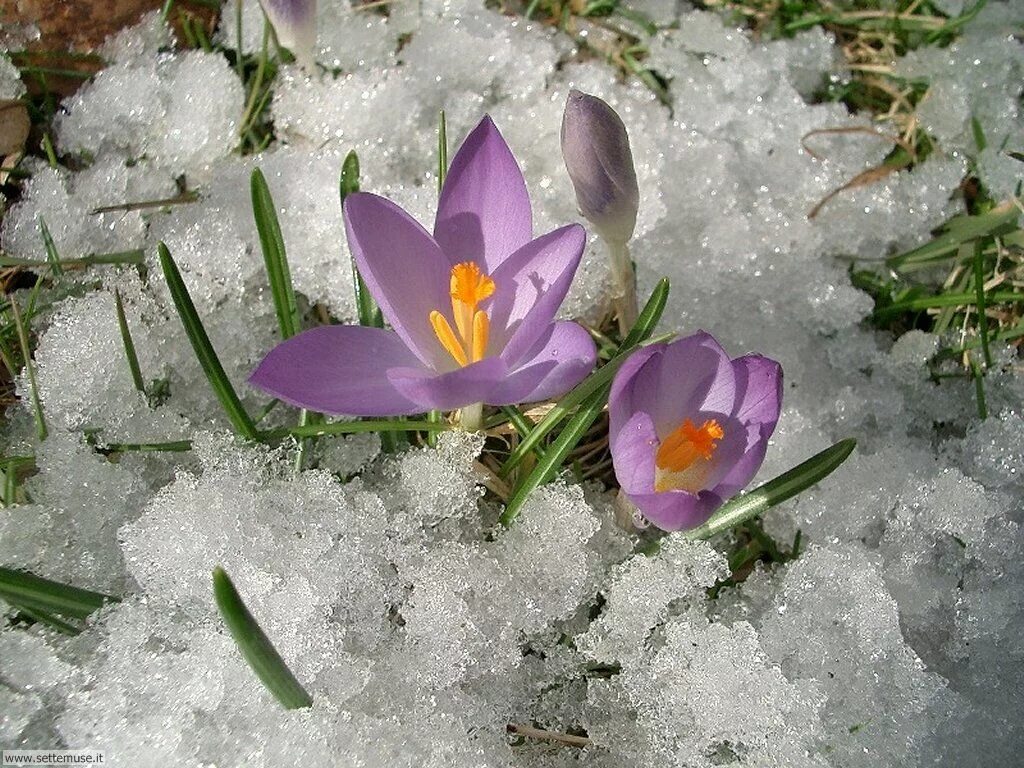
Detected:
left=249, top=116, right=597, bottom=416
left=609, top=332, right=782, bottom=532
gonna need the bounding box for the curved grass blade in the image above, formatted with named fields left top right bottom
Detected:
left=38, top=216, right=64, bottom=276
left=251, top=168, right=300, bottom=340
left=114, top=289, right=146, bottom=394
left=158, top=242, right=259, bottom=441
left=0, top=566, right=118, bottom=620
left=500, top=278, right=669, bottom=477
left=10, top=298, right=47, bottom=441
left=498, top=391, right=606, bottom=528
left=213, top=567, right=312, bottom=709
left=683, top=438, right=857, bottom=542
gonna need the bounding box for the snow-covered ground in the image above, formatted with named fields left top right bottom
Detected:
left=1, top=1, right=1022, bottom=765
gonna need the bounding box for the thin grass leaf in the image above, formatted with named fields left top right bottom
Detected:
left=3, top=459, right=18, bottom=506
left=498, top=391, right=606, bottom=528
left=12, top=604, right=83, bottom=635
left=0, top=567, right=118, bottom=620
left=158, top=242, right=260, bottom=441
left=212, top=567, right=312, bottom=709
left=114, top=290, right=146, bottom=394
left=263, top=418, right=448, bottom=441
left=887, top=202, right=1020, bottom=271
left=872, top=289, right=1022, bottom=320
left=10, top=298, right=47, bottom=441
left=38, top=216, right=63, bottom=276
left=98, top=440, right=194, bottom=454
left=0, top=249, right=146, bottom=269
left=500, top=278, right=669, bottom=476
left=971, top=241, right=993, bottom=368
left=682, top=439, right=857, bottom=541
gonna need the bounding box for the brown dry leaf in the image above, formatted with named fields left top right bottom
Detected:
left=808, top=163, right=908, bottom=220
left=0, top=100, right=30, bottom=156
left=803, top=125, right=915, bottom=219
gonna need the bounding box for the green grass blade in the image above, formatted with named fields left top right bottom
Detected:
left=263, top=418, right=448, bottom=441
left=887, top=202, right=1020, bottom=271
left=158, top=242, right=259, bottom=441
left=970, top=357, right=988, bottom=420
left=251, top=168, right=301, bottom=340
left=871, top=289, right=1022, bottom=320
left=499, top=392, right=606, bottom=528
left=10, top=298, right=47, bottom=441
left=500, top=278, right=669, bottom=476
left=0, top=250, right=147, bottom=269
left=38, top=216, right=64, bottom=276
left=212, top=567, right=312, bottom=709
left=0, top=566, right=118, bottom=620
left=971, top=241, right=993, bottom=368
left=114, top=290, right=146, bottom=394
left=13, top=604, right=83, bottom=635
left=438, top=110, right=448, bottom=192
left=683, top=438, right=857, bottom=541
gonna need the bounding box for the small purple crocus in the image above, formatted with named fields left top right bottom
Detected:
left=249, top=116, right=597, bottom=419
left=609, top=331, right=782, bottom=532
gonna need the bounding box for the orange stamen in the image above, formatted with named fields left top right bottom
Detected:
left=430, top=262, right=496, bottom=367
left=654, top=419, right=724, bottom=493
left=471, top=310, right=489, bottom=362
left=430, top=310, right=468, bottom=367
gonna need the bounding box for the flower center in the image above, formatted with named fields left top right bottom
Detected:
left=654, top=418, right=724, bottom=493
left=429, top=261, right=495, bottom=367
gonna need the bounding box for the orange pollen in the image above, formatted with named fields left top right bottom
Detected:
left=655, top=419, right=724, bottom=474
left=450, top=261, right=495, bottom=307
left=431, top=262, right=495, bottom=367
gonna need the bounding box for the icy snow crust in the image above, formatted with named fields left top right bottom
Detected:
left=2, top=1, right=1023, bottom=765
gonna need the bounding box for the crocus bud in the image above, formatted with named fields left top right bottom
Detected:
left=259, top=0, right=317, bottom=70
left=560, top=89, right=639, bottom=246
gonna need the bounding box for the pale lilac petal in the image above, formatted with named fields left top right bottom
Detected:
left=631, top=331, right=735, bottom=436
left=249, top=325, right=425, bottom=416
left=685, top=415, right=753, bottom=492
left=343, top=193, right=451, bottom=367
left=608, top=343, right=663, bottom=439
left=732, top=354, right=783, bottom=428
left=626, top=489, right=723, bottom=532
left=710, top=429, right=770, bottom=501
left=490, top=321, right=596, bottom=404
left=434, top=116, right=532, bottom=272
left=611, top=411, right=658, bottom=495
left=487, top=224, right=586, bottom=365
left=387, top=357, right=507, bottom=411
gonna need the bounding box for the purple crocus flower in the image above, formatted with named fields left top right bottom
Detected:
left=249, top=116, right=597, bottom=418
left=609, top=332, right=782, bottom=532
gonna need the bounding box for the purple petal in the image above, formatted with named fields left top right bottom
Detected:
left=387, top=357, right=507, bottom=411
left=608, top=343, right=663, bottom=441
left=249, top=325, right=425, bottom=416
left=732, top=354, right=783, bottom=428
left=343, top=192, right=452, bottom=368
left=625, top=489, right=724, bottom=532
left=611, top=410, right=658, bottom=495
left=489, top=321, right=596, bottom=405
left=487, top=224, right=587, bottom=366
left=710, top=428, right=770, bottom=501
left=630, top=331, right=736, bottom=436
left=434, top=116, right=533, bottom=273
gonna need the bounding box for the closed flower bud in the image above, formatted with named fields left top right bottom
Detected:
left=259, top=0, right=317, bottom=70
left=560, top=89, right=639, bottom=246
